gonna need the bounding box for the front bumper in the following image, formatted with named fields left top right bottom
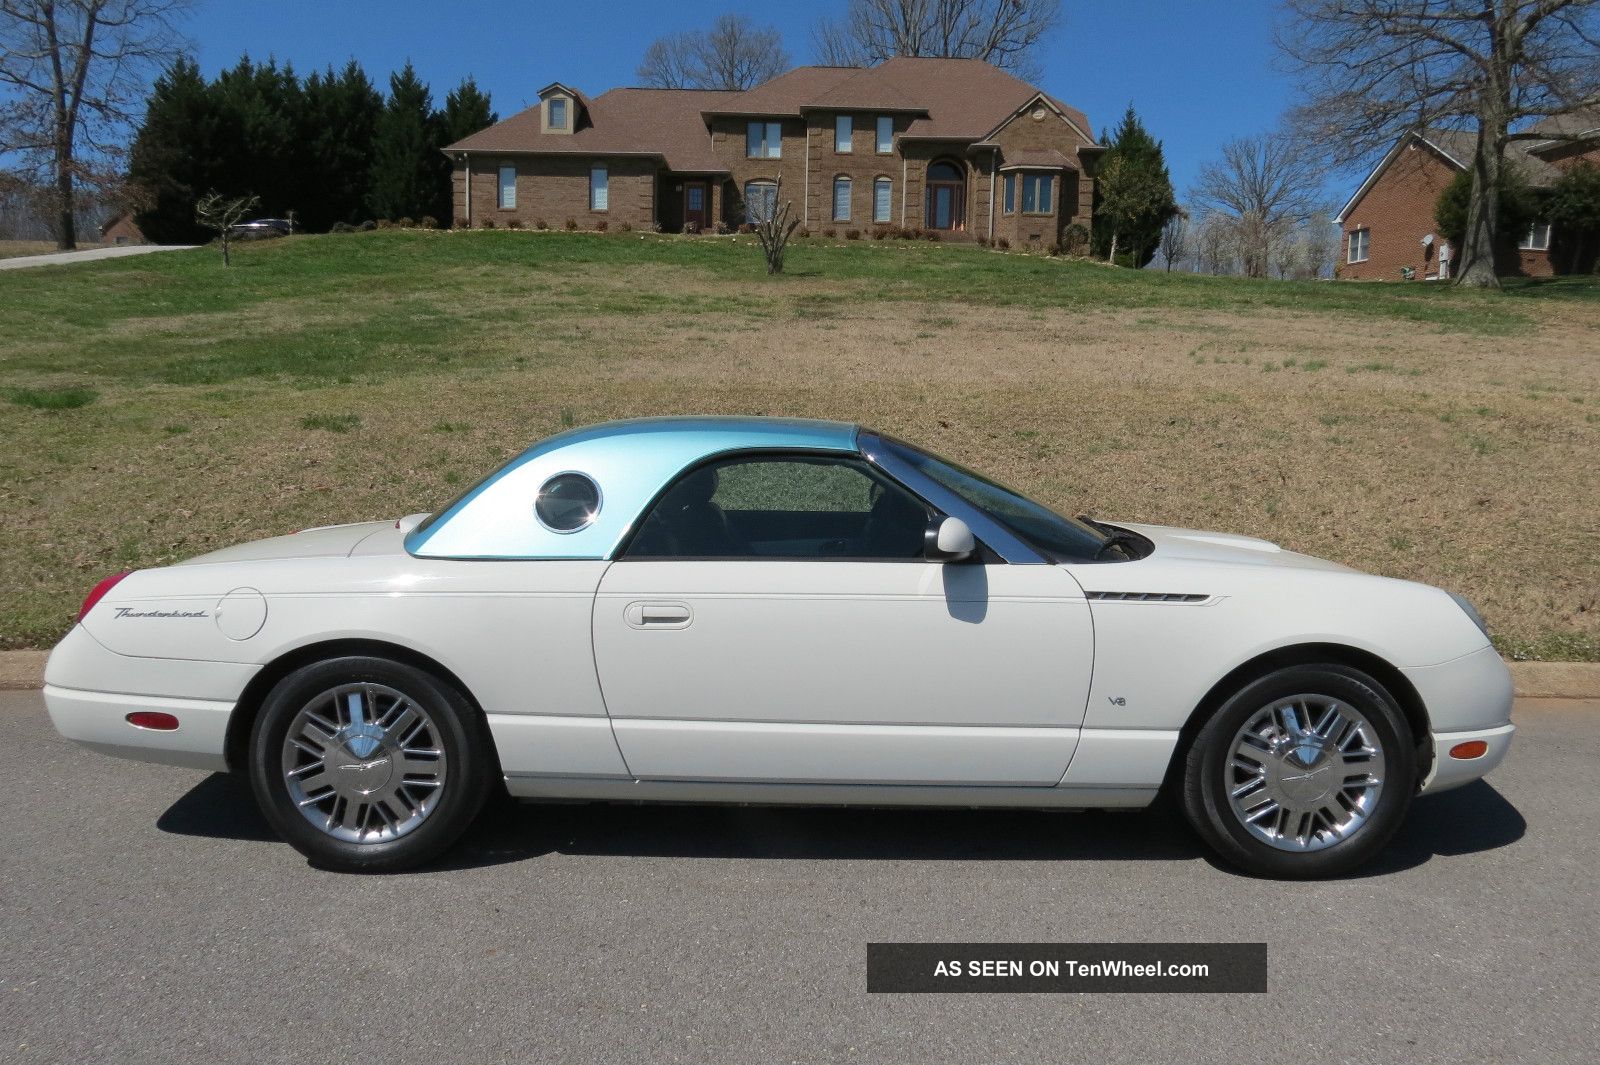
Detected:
left=1419, top=722, right=1515, bottom=794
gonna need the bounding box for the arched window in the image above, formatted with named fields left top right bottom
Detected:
left=873, top=177, right=893, bottom=223
left=832, top=175, right=852, bottom=222
left=927, top=161, right=962, bottom=182
left=745, top=181, right=777, bottom=224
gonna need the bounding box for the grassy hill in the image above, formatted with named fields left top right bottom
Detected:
left=2, top=229, right=1596, bottom=657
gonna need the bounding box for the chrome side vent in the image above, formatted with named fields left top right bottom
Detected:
left=1086, top=591, right=1210, bottom=603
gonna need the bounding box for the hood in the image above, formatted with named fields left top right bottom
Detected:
left=1116, top=523, right=1358, bottom=574
left=177, top=520, right=397, bottom=566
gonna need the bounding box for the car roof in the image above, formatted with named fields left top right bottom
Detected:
left=406, top=416, right=863, bottom=559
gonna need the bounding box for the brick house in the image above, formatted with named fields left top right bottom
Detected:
left=1335, top=110, right=1600, bottom=281
left=444, top=58, right=1102, bottom=245
left=99, top=212, right=147, bottom=246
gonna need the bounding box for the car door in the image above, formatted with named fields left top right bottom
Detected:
left=591, top=452, right=1094, bottom=786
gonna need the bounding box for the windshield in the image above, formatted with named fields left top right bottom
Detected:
left=879, top=437, right=1112, bottom=562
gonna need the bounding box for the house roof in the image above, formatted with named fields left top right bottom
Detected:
left=446, top=87, right=735, bottom=172
left=1524, top=106, right=1600, bottom=151
left=1332, top=123, right=1580, bottom=223
left=449, top=58, right=1096, bottom=169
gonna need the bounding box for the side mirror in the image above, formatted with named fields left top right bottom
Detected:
left=924, top=516, right=975, bottom=562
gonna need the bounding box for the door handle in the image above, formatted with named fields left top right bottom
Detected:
left=624, top=601, right=692, bottom=628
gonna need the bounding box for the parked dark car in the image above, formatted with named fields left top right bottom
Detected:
left=229, top=218, right=293, bottom=240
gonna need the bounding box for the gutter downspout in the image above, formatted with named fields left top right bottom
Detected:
left=803, top=120, right=810, bottom=224
left=464, top=154, right=472, bottom=227
left=900, top=154, right=907, bottom=228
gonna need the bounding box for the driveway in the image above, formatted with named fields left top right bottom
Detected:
left=0, top=244, right=196, bottom=271
left=0, top=692, right=1594, bottom=1064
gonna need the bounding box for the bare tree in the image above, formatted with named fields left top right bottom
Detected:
left=1156, top=209, right=1189, bottom=272
left=751, top=176, right=801, bottom=274
left=0, top=0, right=187, bottom=249
left=1190, top=133, right=1324, bottom=279
left=638, top=14, right=788, bottom=91
left=1280, top=0, right=1600, bottom=288
left=194, top=190, right=256, bottom=266
left=811, top=0, right=1060, bottom=78
left=1191, top=210, right=1239, bottom=275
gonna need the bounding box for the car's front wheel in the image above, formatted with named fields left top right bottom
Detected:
left=248, top=656, right=494, bottom=873
left=1181, top=664, right=1417, bottom=878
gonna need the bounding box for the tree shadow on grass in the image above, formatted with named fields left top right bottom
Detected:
left=156, top=773, right=1525, bottom=878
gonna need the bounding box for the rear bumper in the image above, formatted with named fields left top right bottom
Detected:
left=44, top=684, right=233, bottom=771
left=1419, top=722, right=1515, bottom=794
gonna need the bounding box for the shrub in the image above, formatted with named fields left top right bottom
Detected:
left=564, top=217, right=578, bottom=231
left=976, top=235, right=989, bottom=248
left=822, top=227, right=836, bottom=238
left=619, top=220, right=633, bottom=232
left=996, top=236, right=1010, bottom=250
left=924, top=229, right=940, bottom=242
left=1062, top=223, right=1090, bottom=256
left=479, top=217, right=496, bottom=229
left=506, top=218, right=523, bottom=229
left=594, top=219, right=608, bottom=232
left=330, top=221, right=356, bottom=234
left=1046, top=242, right=1062, bottom=257
left=451, top=216, right=468, bottom=230
left=737, top=222, right=755, bottom=234
left=419, top=215, right=438, bottom=230
left=650, top=220, right=664, bottom=233
left=357, top=219, right=376, bottom=231
left=713, top=220, right=730, bottom=234
left=845, top=228, right=861, bottom=240
left=794, top=226, right=809, bottom=238
left=375, top=218, right=395, bottom=229
left=534, top=218, right=548, bottom=230
left=683, top=220, right=700, bottom=235
left=396, top=216, right=414, bottom=228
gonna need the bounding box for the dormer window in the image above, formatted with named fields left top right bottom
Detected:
left=548, top=97, right=567, bottom=130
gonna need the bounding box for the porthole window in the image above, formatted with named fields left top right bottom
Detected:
left=534, top=472, right=601, bottom=533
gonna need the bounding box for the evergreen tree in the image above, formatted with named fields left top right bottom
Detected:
left=298, top=62, right=383, bottom=230
left=436, top=76, right=497, bottom=224
left=210, top=56, right=301, bottom=219
left=129, top=57, right=222, bottom=244
left=367, top=62, right=445, bottom=222
left=1545, top=162, right=1600, bottom=274
left=1434, top=165, right=1535, bottom=261
left=1091, top=105, right=1177, bottom=267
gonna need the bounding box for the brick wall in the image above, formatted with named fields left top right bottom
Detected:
left=800, top=113, right=918, bottom=232
left=453, top=155, right=657, bottom=230
left=1339, top=143, right=1463, bottom=280
left=987, top=108, right=1094, bottom=249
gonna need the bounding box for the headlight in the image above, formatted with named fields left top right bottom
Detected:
left=1447, top=591, right=1490, bottom=638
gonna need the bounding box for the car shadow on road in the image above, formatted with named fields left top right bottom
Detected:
left=155, top=773, right=1525, bottom=877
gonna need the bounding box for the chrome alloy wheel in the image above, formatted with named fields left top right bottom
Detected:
left=1225, top=696, right=1385, bottom=853
left=280, top=683, right=447, bottom=844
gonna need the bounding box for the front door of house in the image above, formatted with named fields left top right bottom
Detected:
left=683, top=181, right=709, bottom=232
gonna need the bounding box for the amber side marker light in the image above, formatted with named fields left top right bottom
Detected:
left=126, top=712, right=180, bottom=731
left=1449, top=740, right=1490, bottom=760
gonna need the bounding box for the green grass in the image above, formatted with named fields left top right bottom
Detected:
left=6, top=386, right=98, bottom=409
left=2, top=230, right=1597, bottom=659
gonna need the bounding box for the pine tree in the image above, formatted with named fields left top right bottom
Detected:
left=211, top=56, right=300, bottom=218
left=367, top=62, right=445, bottom=222
left=1091, top=105, right=1177, bottom=267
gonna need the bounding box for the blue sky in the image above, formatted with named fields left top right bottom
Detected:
left=185, top=0, right=1312, bottom=200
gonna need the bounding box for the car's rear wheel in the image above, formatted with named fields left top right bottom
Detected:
left=248, top=656, right=493, bottom=873
left=1181, top=664, right=1416, bottom=878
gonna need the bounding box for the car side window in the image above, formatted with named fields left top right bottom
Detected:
left=624, top=455, right=930, bottom=560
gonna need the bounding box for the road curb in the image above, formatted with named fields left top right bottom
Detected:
left=3, top=648, right=1599, bottom=699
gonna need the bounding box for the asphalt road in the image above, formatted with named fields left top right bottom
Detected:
left=2, top=691, right=1596, bottom=1064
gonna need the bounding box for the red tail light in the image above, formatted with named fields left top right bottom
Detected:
left=79, top=571, right=131, bottom=621
left=126, top=711, right=179, bottom=731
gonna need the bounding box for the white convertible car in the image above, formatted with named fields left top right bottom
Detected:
left=45, top=418, right=1513, bottom=877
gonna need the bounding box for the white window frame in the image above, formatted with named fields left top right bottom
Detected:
left=746, top=120, right=781, bottom=159
left=1347, top=227, right=1370, bottom=263
left=832, top=175, right=852, bottom=222
left=1020, top=173, right=1053, bottom=215
left=497, top=165, right=516, bottom=210
left=876, top=115, right=893, bottom=154
left=745, top=181, right=777, bottom=224
left=873, top=177, right=892, bottom=223
left=589, top=165, right=608, bottom=211
left=1519, top=221, right=1551, bottom=251
left=835, top=115, right=853, bottom=154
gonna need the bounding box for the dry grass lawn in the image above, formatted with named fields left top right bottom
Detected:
left=0, top=240, right=63, bottom=260
left=1, top=230, right=1596, bottom=659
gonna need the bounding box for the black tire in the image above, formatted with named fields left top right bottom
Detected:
left=1181, top=663, right=1417, bottom=879
left=248, top=656, right=494, bottom=873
